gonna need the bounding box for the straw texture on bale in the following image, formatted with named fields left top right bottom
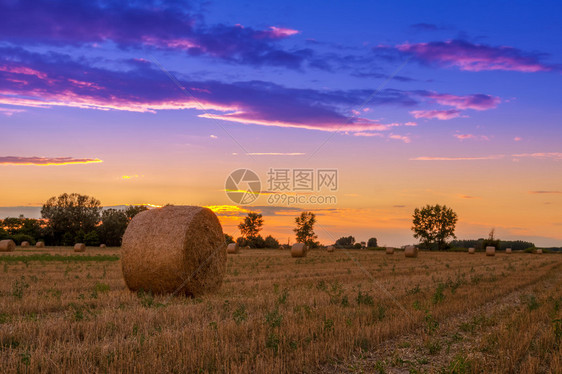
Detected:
left=121, top=205, right=226, bottom=296
left=468, top=247, right=475, bottom=254
left=537, top=249, right=543, bottom=254
left=327, top=245, right=335, bottom=252
left=100, top=244, right=107, bottom=248
left=291, top=243, right=307, bottom=257
left=0, top=239, right=15, bottom=252
left=486, top=246, right=496, bottom=256
left=505, top=248, right=512, bottom=254
left=404, top=245, right=418, bottom=258
left=386, top=247, right=394, bottom=255
left=227, top=242, right=239, bottom=254
left=74, top=243, right=86, bottom=252
left=36, top=242, right=45, bottom=248
left=21, top=241, right=30, bottom=248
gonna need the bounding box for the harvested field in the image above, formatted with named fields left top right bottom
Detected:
left=1, top=247, right=560, bottom=373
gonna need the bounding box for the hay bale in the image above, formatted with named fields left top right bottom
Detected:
left=486, top=246, right=495, bottom=256
left=121, top=205, right=226, bottom=296
left=227, top=242, right=239, bottom=254
left=0, top=239, right=15, bottom=252
left=100, top=244, right=107, bottom=248
left=536, top=249, right=543, bottom=254
left=74, top=243, right=86, bottom=252
left=327, top=245, right=335, bottom=252
left=291, top=243, right=307, bottom=257
left=386, top=247, right=394, bottom=255
left=468, top=247, right=475, bottom=254
left=21, top=241, right=30, bottom=248
left=505, top=248, right=512, bottom=254
left=404, top=245, right=418, bottom=258
left=36, top=241, right=45, bottom=248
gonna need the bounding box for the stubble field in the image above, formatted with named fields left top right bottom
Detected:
left=1, top=247, right=561, bottom=373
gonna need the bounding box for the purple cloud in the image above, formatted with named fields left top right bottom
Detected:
left=0, top=47, right=418, bottom=132
left=0, top=0, right=306, bottom=69
left=393, top=40, right=557, bottom=72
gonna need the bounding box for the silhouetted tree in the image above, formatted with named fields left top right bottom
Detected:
left=98, top=209, right=128, bottom=246
left=411, top=204, right=458, bottom=250
left=294, top=212, right=318, bottom=247
left=335, top=236, right=355, bottom=248
left=367, top=237, right=378, bottom=248
left=238, top=212, right=264, bottom=239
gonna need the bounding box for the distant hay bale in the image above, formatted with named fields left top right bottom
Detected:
left=327, top=245, right=335, bottom=252
left=386, top=247, right=394, bottom=255
left=505, top=248, right=512, bottom=254
left=227, top=242, right=239, bottom=254
left=291, top=243, right=307, bottom=257
left=536, top=249, right=543, bottom=254
left=244, top=246, right=250, bottom=250
left=100, top=244, right=106, bottom=248
left=36, top=241, right=45, bottom=248
left=468, top=247, right=475, bottom=254
left=404, top=245, right=418, bottom=258
left=486, top=246, right=496, bottom=256
left=121, top=205, right=226, bottom=296
left=21, top=241, right=30, bottom=248
left=0, top=239, right=15, bottom=252
left=74, top=243, right=86, bottom=252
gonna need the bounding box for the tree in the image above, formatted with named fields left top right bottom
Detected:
left=367, top=237, right=378, bottom=248
left=411, top=204, right=458, bottom=250
left=98, top=209, right=128, bottom=247
left=264, top=235, right=280, bottom=249
left=335, top=236, right=355, bottom=248
left=294, top=212, right=318, bottom=247
left=482, top=228, right=500, bottom=251
left=125, top=205, right=149, bottom=220
left=41, top=193, right=102, bottom=245
left=224, top=233, right=235, bottom=244
left=238, top=212, right=264, bottom=239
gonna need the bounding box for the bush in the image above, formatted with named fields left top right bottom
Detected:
left=11, top=234, right=35, bottom=245
left=335, top=236, right=355, bottom=248
left=264, top=235, right=280, bottom=249
left=353, top=243, right=362, bottom=249
left=84, top=231, right=100, bottom=246
left=236, top=237, right=248, bottom=247
left=225, top=234, right=235, bottom=244
left=237, top=235, right=267, bottom=249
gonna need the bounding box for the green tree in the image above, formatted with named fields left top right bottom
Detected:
left=367, top=237, right=378, bottom=248
left=41, top=193, right=102, bottom=245
left=335, top=236, right=355, bottom=248
left=411, top=204, right=458, bottom=250
left=294, top=212, right=318, bottom=247
left=98, top=209, right=128, bottom=246
left=238, top=212, right=264, bottom=239
left=125, top=205, right=149, bottom=220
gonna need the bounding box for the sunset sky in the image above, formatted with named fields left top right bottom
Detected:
left=1, top=0, right=561, bottom=246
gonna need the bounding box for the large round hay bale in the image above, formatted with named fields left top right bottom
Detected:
left=0, top=239, right=15, bottom=252
left=404, top=245, right=418, bottom=258
left=36, top=241, right=45, bottom=248
left=505, top=248, right=512, bottom=254
left=468, top=247, right=475, bottom=254
left=327, top=245, right=335, bottom=252
left=121, top=205, right=226, bottom=296
left=227, top=242, right=239, bottom=254
left=100, top=244, right=107, bottom=248
left=74, top=243, right=86, bottom=252
left=291, top=243, right=307, bottom=257
left=21, top=241, right=30, bottom=248
left=386, top=247, right=394, bottom=255
left=486, top=246, right=495, bottom=256
left=536, top=249, right=543, bottom=254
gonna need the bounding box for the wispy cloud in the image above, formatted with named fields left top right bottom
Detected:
left=0, top=156, right=102, bottom=166
left=0, top=107, right=25, bottom=116
left=245, top=152, right=305, bottom=156
left=121, top=174, right=143, bottom=179
left=411, top=155, right=503, bottom=161
left=512, top=152, right=562, bottom=160
left=394, top=40, right=557, bottom=72
left=459, top=194, right=480, bottom=199
left=453, top=134, right=490, bottom=141
left=529, top=190, right=562, bottom=194
left=410, top=109, right=463, bottom=120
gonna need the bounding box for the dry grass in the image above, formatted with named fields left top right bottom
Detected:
left=0, top=246, right=560, bottom=373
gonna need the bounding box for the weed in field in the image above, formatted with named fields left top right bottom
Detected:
left=12, top=276, right=29, bottom=299
left=406, top=284, right=421, bottom=295
left=356, top=291, right=374, bottom=306
left=524, top=294, right=540, bottom=311
left=232, top=304, right=247, bottom=325
left=425, top=339, right=442, bottom=355
left=424, top=310, right=439, bottom=335
left=444, top=354, right=472, bottom=374
left=432, top=283, right=446, bottom=305
left=553, top=319, right=561, bottom=344
left=265, top=308, right=283, bottom=328
left=323, top=318, right=334, bottom=334
left=277, top=288, right=289, bottom=305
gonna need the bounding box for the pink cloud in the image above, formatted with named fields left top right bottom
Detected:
left=0, top=107, right=25, bottom=116
left=411, top=155, right=504, bottom=161
left=514, top=137, right=523, bottom=141
left=426, top=93, right=500, bottom=111
left=454, top=134, right=490, bottom=141
left=512, top=152, right=562, bottom=160
left=410, top=109, right=463, bottom=120
left=388, top=134, right=411, bottom=143
left=353, top=132, right=384, bottom=137
left=0, top=156, right=102, bottom=166
left=396, top=40, right=554, bottom=72
left=267, top=26, right=300, bottom=38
